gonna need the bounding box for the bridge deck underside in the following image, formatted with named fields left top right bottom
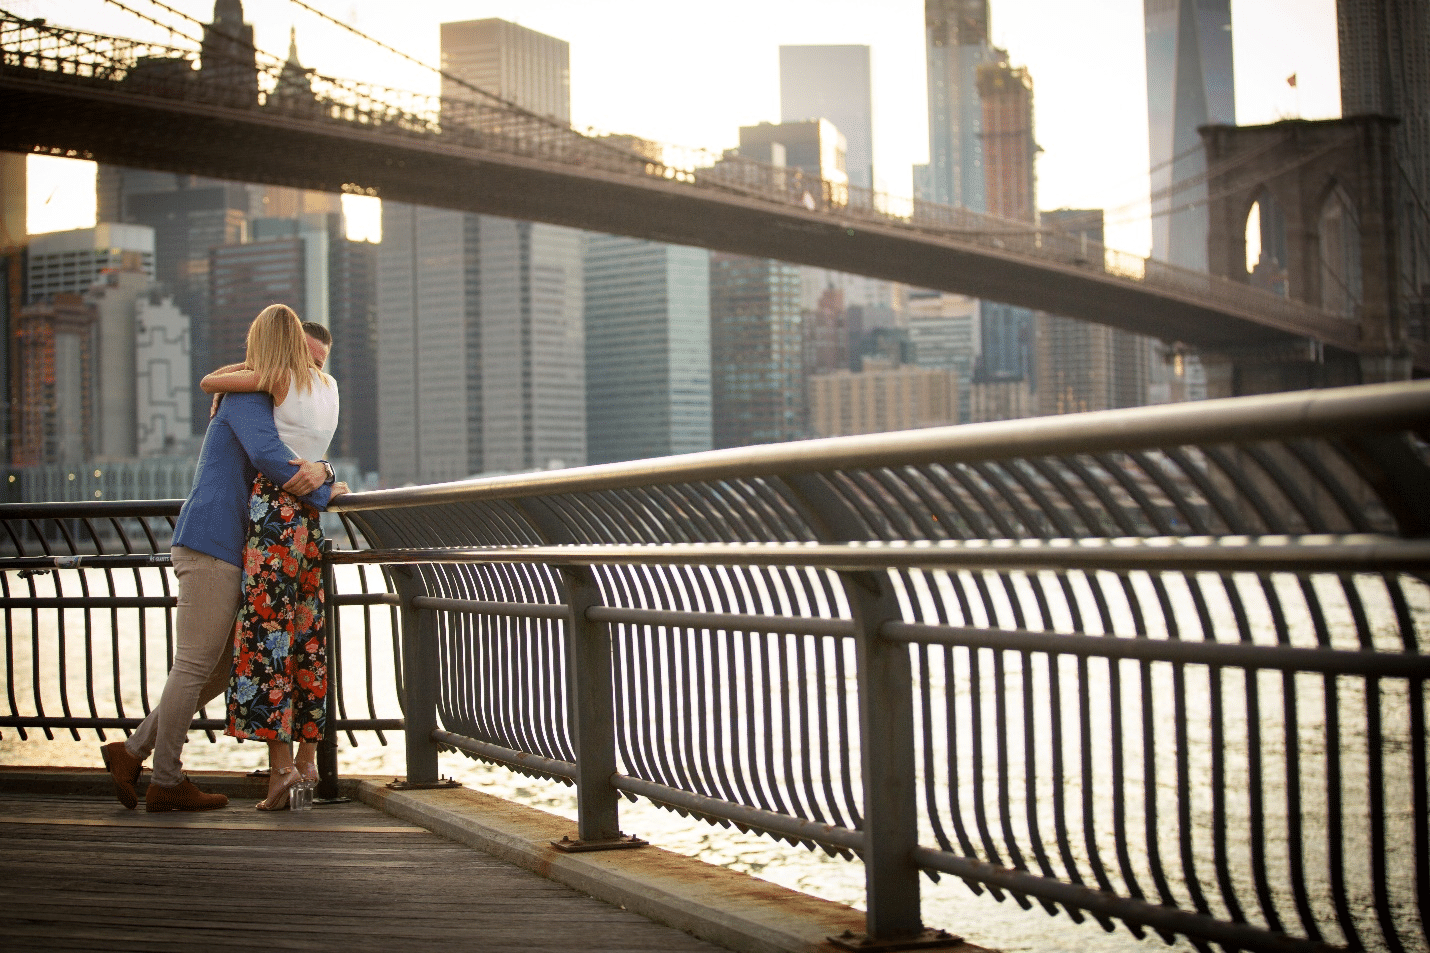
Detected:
left=0, top=71, right=1386, bottom=362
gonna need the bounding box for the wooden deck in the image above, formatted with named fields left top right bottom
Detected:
left=0, top=787, right=725, bottom=952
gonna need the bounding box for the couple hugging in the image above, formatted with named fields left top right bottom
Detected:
left=102, top=303, right=351, bottom=812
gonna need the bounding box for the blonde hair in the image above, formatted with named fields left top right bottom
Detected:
left=245, top=304, right=313, bottom=395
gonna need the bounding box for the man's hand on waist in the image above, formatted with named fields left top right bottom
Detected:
left=283, top=459, right=326, bottom=496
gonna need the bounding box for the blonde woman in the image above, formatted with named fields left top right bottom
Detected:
left=201, top=304, right=345, bottom=810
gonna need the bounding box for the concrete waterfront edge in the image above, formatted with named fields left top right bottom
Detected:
left=352, top=780, right=989, bottom=953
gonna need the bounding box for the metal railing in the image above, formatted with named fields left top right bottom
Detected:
left=0, top=506, right=404, bottom=796
left=4, top=381, right=1430, bottom=952
left=0, top=9, right=1351, bottom=346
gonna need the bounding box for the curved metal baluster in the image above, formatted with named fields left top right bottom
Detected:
left=644, top=484, right=703, bottom=543
left=1159, top=447, right=1324, bottom=939
left=1004, top=458, right=1137, bottom=922
left=917, top=463, right=999, bottom=540
left=84, top=516, right=124, bottom=740
left=949, top=464, right=1041, bottom=912
left=664, top=482, right=729, bottom=541
left=983, top=460, right=1126, bottom=927
left=887, top=466, right=1003, bottom=884
left=1247, top=442, right=1413, bottom=949
left=1283, top=440, right=1376, bottom=533
left=753, top=477, right=837, bottom=828
left=28, top=518, right=57, bottom=740
left=1026, top=456, right=1151, bottom=923
left=674, top=481, right=742, bottom=541
left=667, top=562, right=719, bottom=800
left=1198, top=444, right=1368, bottom=947
left=1094, top=451, right=1228, bottom=923
left=960, top=460, right=1092, bottom=915
left=506, top=554, right=564, bottom=763
left=1061, top=455, right=1182, bottom=935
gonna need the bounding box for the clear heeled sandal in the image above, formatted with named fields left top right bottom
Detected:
left=294, top=760, right=319, bottom=810
left=256, top=765, right=303, bottom=812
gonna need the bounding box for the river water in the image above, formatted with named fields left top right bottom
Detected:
left=3, top=565, right=1426, bottom=953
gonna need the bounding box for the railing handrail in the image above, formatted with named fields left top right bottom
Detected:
left=332, top=380, right=1430, bottom=512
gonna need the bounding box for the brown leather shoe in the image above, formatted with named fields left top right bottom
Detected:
left=145, top=777, right=228, bottom=813
left=100, top=741, right=143, bottom=809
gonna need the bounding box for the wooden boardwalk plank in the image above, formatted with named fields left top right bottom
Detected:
left=0, top=792, right=725, bottom=952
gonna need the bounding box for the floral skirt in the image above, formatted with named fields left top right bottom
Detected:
left=225, top=474, right=327, bottom=743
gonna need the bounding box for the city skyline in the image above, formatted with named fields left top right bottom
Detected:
left=15, top=0, right=1339, bottom=257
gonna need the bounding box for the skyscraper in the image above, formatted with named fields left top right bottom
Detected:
left=916, top=0, right=994, bottom=210
left=378, top=18, right=585, bottom=483
left=0, top=152, right=23, bottom=248
left=974, top=53, right=1037, bottom=394
left=1143, top=0, right=1234, bottom=273
left=439, top=19, right=570, bottom=121
left=13, top=294, right=95, bottom=466
left=710, top=253, right=803, bottom=448
left=134, top=289, right=191, bottom=457
left=25, top=224, right=154, bottom=303
left=208, top=234, right=313, bottom=367
left=737, top=120, right=850, bottom=192
left=377, top=205, right=481, bottom=484
left=26, top=226, right=158, bottom=460
left=325, top=217, right=379, bottom=475
left=779, top=46, right=874, bottom=191
left=117, top=180, right=248, bottom=431
left=1038, top=210, right=1149, bottom=414
left=978, top=56, right=1037, bottom=224
left=585, top=234, right=710, bottom=464
left=1143, top=0, right=1230, bottom=403
left=908, top=290, right=978, bottom=422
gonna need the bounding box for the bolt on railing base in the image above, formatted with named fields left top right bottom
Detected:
left=828, top=928, right=964, bottom=952
left=386, top=777, right=463, bottom=790
left=550, top=834, right=649, bottom=853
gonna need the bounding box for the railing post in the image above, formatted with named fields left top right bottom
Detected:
left=392, top=566, right=440, bottom=786
left=780, top=474, right=939, bottom=947
left=511, top=498, right=642, bottom=851
left=843, top=569, right=925, bottom=940
left=558, top=564, right=641, bottom=848
left=317, top=539, right=341, bottom=800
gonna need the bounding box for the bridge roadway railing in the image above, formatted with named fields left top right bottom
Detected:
left=4, top=381, right=1430, bottom=952
left=1, top=11, right=1348, bottom=345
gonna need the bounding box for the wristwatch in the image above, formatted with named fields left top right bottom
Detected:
left=322, top=461, right=336, bottom=485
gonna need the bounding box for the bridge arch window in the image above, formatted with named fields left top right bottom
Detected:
left=1318, top=183, right=1363, bottom=318
left=1245, top=188, right=1289, bottom=297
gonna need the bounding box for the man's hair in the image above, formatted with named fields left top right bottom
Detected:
left=302, top=321, right=333, bottom=346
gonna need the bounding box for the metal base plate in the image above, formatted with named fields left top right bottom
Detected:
left=312, top=796, right=353, bottom=806
left=386, top=777, right=463, bottom=790
left=550, top=834, right=649, bottom=853
left=828, top=928, right=964, bottom=951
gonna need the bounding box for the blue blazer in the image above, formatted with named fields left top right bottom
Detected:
left=171, top=392, right=334, bottom=568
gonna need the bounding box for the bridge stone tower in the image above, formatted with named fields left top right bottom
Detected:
left=1201, top=116, right=1412, bottom=395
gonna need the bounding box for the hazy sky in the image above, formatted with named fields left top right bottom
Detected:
left=14, top=0, right=1341, bottom=255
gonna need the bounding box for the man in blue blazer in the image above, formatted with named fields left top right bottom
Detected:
left=101, top=330, right=342, bottom=811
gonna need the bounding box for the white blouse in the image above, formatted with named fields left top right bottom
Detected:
left=274, top=368, right=339, bottom=462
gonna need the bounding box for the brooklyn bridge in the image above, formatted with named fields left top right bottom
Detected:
left=2, top=9, right=1421, bottom=386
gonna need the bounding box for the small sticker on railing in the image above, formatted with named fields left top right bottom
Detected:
left=55, top=556, right=80, bottom=568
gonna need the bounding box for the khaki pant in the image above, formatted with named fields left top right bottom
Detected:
left=124, top=546, right=243, bottom=788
